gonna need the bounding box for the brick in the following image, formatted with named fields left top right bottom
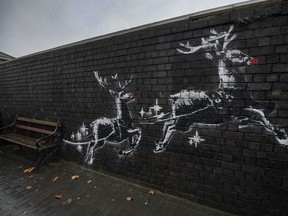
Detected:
left=249, top=46, right=274, bottom=56
left=246, top=38, right=258, bottom=47
left=239, top=194, right=261, bottom=205
left=266, top=74, right=279, bottom=82
left=258, top=37, right=270, bottom=46
left=267, top=152, right=288, bottom=162
left=260, top=144, right=273, bottom=152
left=280, top=54, right=288, bottom=62
left=254, top=27, right=280, bottom=37
left=275, top=15, right=288, bottom=25
left=282, top=3, right=288, bottom=15
left=256, top=3, right=281, bottom=16
left=260, top=17, right=274, bottom=28
left=253, top=74, right=266, bottom=82
left=247, top=83, right=271, bottom=91
left=265, top=55, right=279, bottom=64
left=273, top=64, right=288, bottom=72
left=188, top=20, right=207, bottom=30
left=220, top=161, right=241, bottom=171
left=275, top=45, right=288, bottom=54
left=208, top=14, right=230, bottom=26
left=257, top=159, right=269, bottom=169
left=237, top=30, right=254, bottom=39
left=248, top=142, right=260, bottom=150
left=271, top=36, right=284, bottom=45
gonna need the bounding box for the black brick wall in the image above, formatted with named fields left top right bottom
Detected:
left=1, top=1, right=288, bottom=215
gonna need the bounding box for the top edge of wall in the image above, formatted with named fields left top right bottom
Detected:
left=1, top=0, right=281, bottom=64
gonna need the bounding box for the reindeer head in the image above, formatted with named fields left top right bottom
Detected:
left=225, top=49, right=254, bottom=65
left=94, top=71, right=134, bottom=104
left=177, top=25, right=257, bottom=66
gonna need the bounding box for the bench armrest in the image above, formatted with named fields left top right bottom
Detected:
left=36, top=121, right=61, bottom=148
left=0, top=115, right=18, bottom=134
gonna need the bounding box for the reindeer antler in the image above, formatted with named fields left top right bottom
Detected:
left=94, top=71, right=133, bottom=90
left=177, top=25, right=237, bottom=54
left=111, top=74, right=133, bottom=90
left=94, top=71, right=109, bottom=88
left=177, top=41, right=203, bottom=54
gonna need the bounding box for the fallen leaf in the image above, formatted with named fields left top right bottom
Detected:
left=53, top=176, right=59, bottom=182
left=55, top=194, right=63, bottom=199
left=148, top=190, right=155, bottom=195
left=71, top=175, right=79, bottom=180
left=24, top=167, right=35, bottom=173
left=126, top=196, right=133, bottom=201
left=26, top=185, right=32, bottom=190
left=87, top=180, right=92, bottom=183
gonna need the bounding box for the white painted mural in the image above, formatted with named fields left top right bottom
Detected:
left=64, top=72, right=141, bottom=165
left=64, top=25, right=288, bottom=164
left=140, top=25, right=288, bottom=153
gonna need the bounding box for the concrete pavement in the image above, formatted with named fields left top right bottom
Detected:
left=0, top=144, right=235, bottom=216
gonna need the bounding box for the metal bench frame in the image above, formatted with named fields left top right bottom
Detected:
left=0, top=115, right=61, bottom=169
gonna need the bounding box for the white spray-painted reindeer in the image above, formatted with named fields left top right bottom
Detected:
left=153, top=25, right=287, bottom=153
left=64, top=72, right=142, bottom=164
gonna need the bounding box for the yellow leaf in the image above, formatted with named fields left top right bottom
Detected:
left=148, top=190, right=155, bottom=195
left=24, top=167, right=35, bottom=173
left=71, top=175, right=79, bottom=180
left=126, top=196, right=133, bottom=201
left=53, top=176, right=59, bottom=182
left=55, top=194, right=63, bottom=199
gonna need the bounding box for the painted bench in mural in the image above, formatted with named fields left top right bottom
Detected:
left=0, top=115, right=61, bottom=169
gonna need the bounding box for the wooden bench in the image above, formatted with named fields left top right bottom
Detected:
left=0, top=115, right=61, bottom=168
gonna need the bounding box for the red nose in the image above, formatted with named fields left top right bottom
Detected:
left=251, top=57, right=258, bottom=65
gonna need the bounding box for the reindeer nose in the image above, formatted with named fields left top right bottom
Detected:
left=251, top=57, right=258, bottom=65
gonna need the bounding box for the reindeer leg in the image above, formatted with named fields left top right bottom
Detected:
left=120, top=128, right=142, bottom=155
left=239, top=108, right=288, bottom=143
left=85, top=141, right=94, bottom=164
left=154, top=120, right=176, bottom=153
left=86, top=140, right=106, bottom=165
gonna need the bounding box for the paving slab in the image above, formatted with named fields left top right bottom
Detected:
left=0, top=145, right=235, bottom=216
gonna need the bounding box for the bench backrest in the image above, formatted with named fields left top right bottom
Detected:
left=15, top=117, right=61, bottom=138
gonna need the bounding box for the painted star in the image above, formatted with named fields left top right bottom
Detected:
left=76, top=131, right=82, bottom=141
left=77, top=145, right=83, bottom=153
left=71, top=132, right=75, bottom=140
left=188, top=131, right=205, bottom=147
left=139, top=107, right=145, bottom=118
left=150, top=99, right=162, bottom=115
left=80, top=122, right=88, bottom=135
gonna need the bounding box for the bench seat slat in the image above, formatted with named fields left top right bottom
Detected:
left=16, top=125, right=54, bottom=135
left=17, top=117, right=59, bottom=127
left=0, top=134, right=56, bottom=150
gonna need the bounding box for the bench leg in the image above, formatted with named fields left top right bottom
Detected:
left=35, top=147, right=58, bottom=170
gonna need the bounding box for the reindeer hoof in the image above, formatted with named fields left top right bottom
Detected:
left=153, top=142, right=167, bottom=153
left=87, top=158, right=94, bottom=165
left=276, top=137, right=288, bottom=145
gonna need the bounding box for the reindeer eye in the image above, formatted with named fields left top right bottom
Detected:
left=215, top=98, right=221, bottom=103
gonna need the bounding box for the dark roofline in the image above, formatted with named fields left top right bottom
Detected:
left=0, top=52, right=16, bottom=61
